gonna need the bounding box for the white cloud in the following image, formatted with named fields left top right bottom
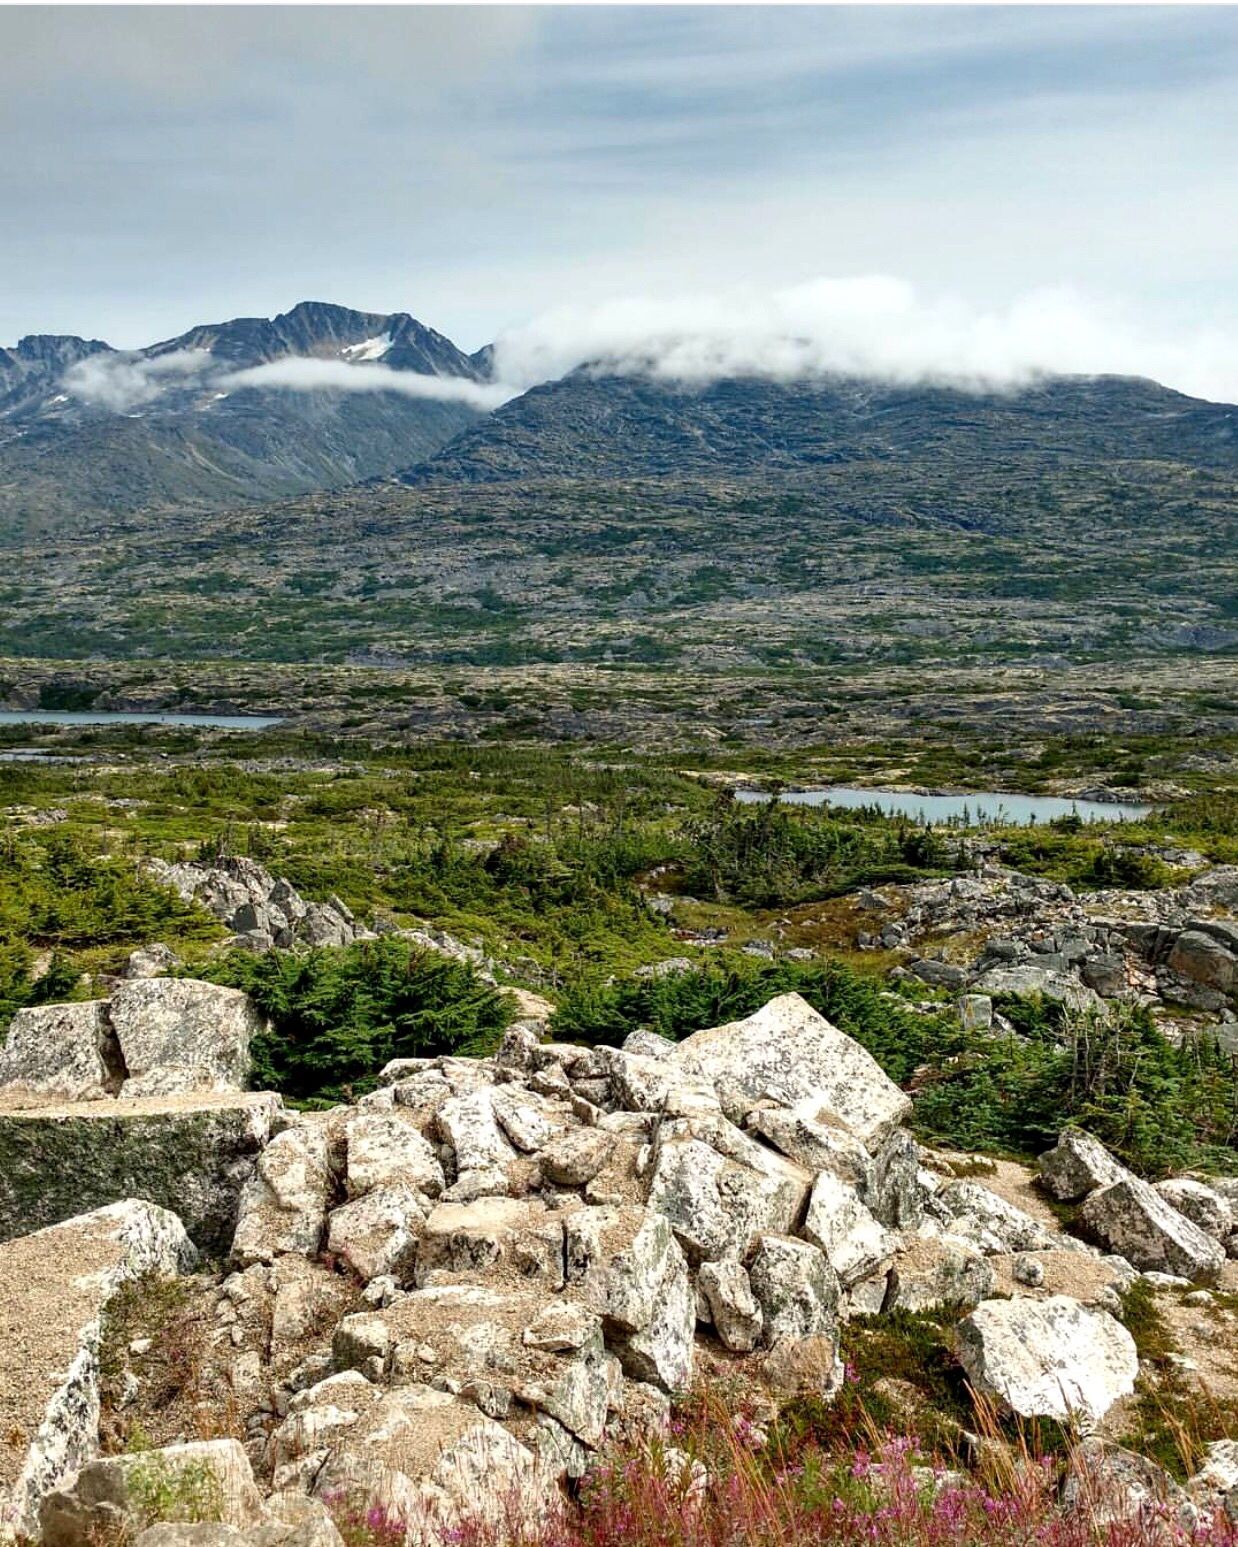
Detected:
left=62, top=348, right=214, bottom=411
left=491, top=277, right=1238, bottom=403
left=216, top=358, right=513, bottom=409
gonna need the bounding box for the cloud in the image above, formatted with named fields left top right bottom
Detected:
left=62, top=348, right=214, bottom=412
left=216, top=358, right=513, bottom=409
left=63, top=348, right=514, bottom=413
left=490, top=277, right=1238, bottom=403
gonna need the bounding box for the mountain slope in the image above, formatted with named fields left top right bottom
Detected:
left=403, top=371, right=1238, bottom=485
left=0, top=302, right=484, bottom=536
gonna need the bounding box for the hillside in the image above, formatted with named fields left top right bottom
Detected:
left=403, top=370, right=1238, bottom=486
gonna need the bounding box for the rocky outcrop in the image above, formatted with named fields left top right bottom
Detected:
left=146, top=857, right=363, bottom=954
left=0, top=1201, right=196, bottom=1540
left=0, top=978, right=267, bottom=1102
left=955, top=1295, right=1139, bottom=1423
left=0, top=1092, right=281, bottom=1252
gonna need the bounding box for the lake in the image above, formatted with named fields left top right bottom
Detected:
left=733, top=785, right=1154, bottom=825
left=0, top=710, right=284, bottom=729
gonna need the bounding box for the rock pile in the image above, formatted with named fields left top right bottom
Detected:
left=1, top=988, right=1235, bottom=1544
left=848, top=864, right=1237, bottom=1037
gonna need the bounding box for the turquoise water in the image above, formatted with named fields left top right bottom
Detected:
left=734, top=785, right=1153, bottom=825
left=0, top=710, right=284, bottom=729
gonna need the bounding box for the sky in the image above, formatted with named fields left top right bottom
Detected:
left=2, top=5, right=1237, bottom=398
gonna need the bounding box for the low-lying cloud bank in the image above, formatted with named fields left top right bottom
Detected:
left=216, top=358, right=511, bottom=407
left=488, top=278, right=1238, bottom=404
left=61, top=278, right=1238, bottom=414
left=64, top=351, right=510, bottom=413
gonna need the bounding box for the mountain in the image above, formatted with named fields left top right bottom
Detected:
left=402, top=370, right=1237, bottom=485
left=0, top=302, right=485, bottom=535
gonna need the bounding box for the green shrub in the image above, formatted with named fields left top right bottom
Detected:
left=552, top=954, right=958, bottom=1084
left=202, top=938, right=513, bottom=1103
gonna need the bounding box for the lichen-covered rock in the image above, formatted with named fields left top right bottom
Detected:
left=748, top=1234, right=840, bottom=1347
left=644, top=1132, right=809, bottom=1263
left=0, top=1092, right=281, bottom=1253
left=415, top=1197, right=564, bottom=1290
left=1080, top=1178, right=1226, bottom=1281
left=866, top=1129, right=925, bottom=1230
left=1154, top=1179, right=1233, bottom=1242
left=109, top=978, right=266, bottom=1097
left=1061, top=1438, right=1193, bottom=1529
left=744, top=1107, right=872, bottom=1189
left=667, top=993, right=911, bottom=1147
left=231, top=1123, right=335, bottom=1266
left=884, top=1234, right=994, bottom=1313
left=934, top=1180, right=1057, bottom=1255
left=1038, top=1130, right=1130, bottom=1202
left=39, top=1438, right=265, bottom=1547
left=1, top=1201, right=197, bottom=1540
left=343, top=1109, right=444, bottom=1199
left=955, top=1296, right=1138, bottom=1423
left=326, top=1183, right=427, bottom=1283
left=0, top=1001, right=119, bottom=1101
left=698, top=1259, right=763, bottom=1352
left=970, top=965, right=1102, bottom=1013
left=801, top=1170, right=895, bottom=1289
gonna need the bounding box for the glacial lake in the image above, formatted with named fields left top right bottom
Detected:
left=734, top=786, right=1155, bottom=826
left=0, top=710, right=284, bottom=729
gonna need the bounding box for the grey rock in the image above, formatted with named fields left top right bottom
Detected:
left=0, top=1000, right=120, bottom=1101
left=1153, top=1179, right=1232, bottom=1242
left=109, top=978, right=265, bottom=1097
left=1038, top=1129, right=1130, bottom=1202
left=1080, top=1178, right=1226, bottom=1281
left=698, top=1259, right=763, bottom=1353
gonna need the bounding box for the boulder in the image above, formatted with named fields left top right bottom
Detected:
left=231, top=1124, right=335, bottom=1266
left=866, top=1129, right=925, bottom=1230
left=343, top=1110, right=444, bottom=1199
left=0, top=1200, right=196, bottom=1539
left=644, top=1132, right=809, bottom=1263
left=934, top=1181, right=1057, bottom=1255
left=698, top=1259, right=763, bottom=1353
left=1168, top=931, right=1237, bottom=994
left=121, top=943, right=182, bottom=981
left=1154, top=1179, right=1233, bottom=1242
left=955, top=1296, right=1138, bottom=1423
left=1079, top=1178, right=1226, bottom=1281
left=109, top=978, right=265, bottom=1097
left=744, top=1107, right=871, bottom=1189
left=39, top=1439, right=265, bottom=1547
left=666, top=993, right=911, bottom=1147
left=1061, top=1438, right=1193, bottom=1529
left=801, top=1171, right=895, bottom=1289
left=1038, top=1129, right=1130, bottom=1201
left=326, top=1184, right=427, bottom=1283
left=748, top=1234, right=840, bottom=1347
left=970, top=965, right=1101, bottom=1013
left=0, top=1001, right=120, bottom=1101
left=415, top=1197, right=564, bottom=1290
left=0, top=1091, right=281, bottom=1253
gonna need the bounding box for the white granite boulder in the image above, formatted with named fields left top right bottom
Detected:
left=666, top=993, right=911, bottom=1147
left=955, top=1295, right=1138, bottom=1423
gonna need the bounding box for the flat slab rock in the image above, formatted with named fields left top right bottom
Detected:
left=0, top=1200, right=196, bottom=1539
left=0, top=1090, right=281, bottom=1254
left=666, top=992, right=911, bottom=1148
